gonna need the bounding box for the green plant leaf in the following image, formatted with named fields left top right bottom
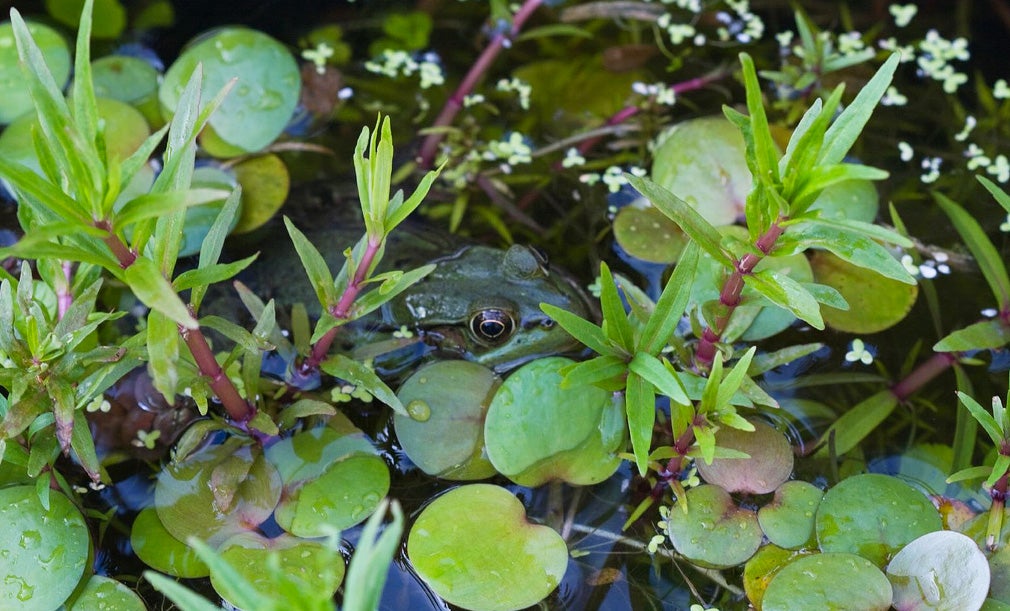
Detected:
left=626, top=175, right=732, bottom=268
left=716, top=347, right=757, bottom=409
left=174, top=256, right=258, bottom=293
left=640, top=243, right=700, bottom=355
left=124, top=256, right=198, bottom=329
left=146, top=308, right=181, bottom=400
left=284, top=216, right=337, bottom=308
left=746, top=269, right=824, bottom=329
left=818, top=53, right=900, bottom=166
left=343, top=500, right=403, bottom=611
left=628, top=353, right=689, bottom=405
left=946, top=465, right=992, bottom=483
left=350, top=264, right=436, bottom=320
left=115, top=189, right=229, bottom=228
left=935, top=319, right=1010, bottom=352
left=956, top=391, right=1003, bottom=445
left=559, top=355, right=628, bottom=390
left=779, top=220, right=914, bottom=284
left=0, top=157, right=92, bottom=225
left=321, top=354, right=405, bottom=416
left=385, top=163, right=443, bottom=232
left=934, top=192, right=1010, bottom=309
left=190, top=189, right=243, bottom=311
left=598, top=262, right=634, bottom=351
left=791, top=163, right=889, bottom=212
left=626, top=371, right=656, bottom=475
left=737, top=53, right=779, bottom=186
left=814, top=389, right=898, bottom=457
left=540, top=303, right=613, bottom=356
left=979, top=175, right=1010, bottom=215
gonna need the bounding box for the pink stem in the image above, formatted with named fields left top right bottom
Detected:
left=57, top=261, right=73, bottom=320
left=417, top=0, right=543, bottom=168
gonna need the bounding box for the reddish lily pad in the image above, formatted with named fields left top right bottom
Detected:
left=815, top=473, right=941, bottom=567
left=394, top=360, right=500, bottom=480
left=651, top=116, right=752, bottom=226
left=155, top=442, right=282, bottom=547
left=811, top=251, right=918, bottom=334
left=763, top=552, right=892, bottom=610
left=695, top=419, right=794, bottom=494
left=484, top=356, right=625, bottom=487
left=407, top=484, right=568, bottom=611
left=130, top=506, right=209, bottom=578
left=758, top=480, right=824, bottom=549
left=887, top=530, right=989, bottom=611
left=665, top=484, right=763, bottom=568
left=0, top=486, right=89, bottom=609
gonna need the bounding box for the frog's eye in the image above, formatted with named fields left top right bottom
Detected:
left=469, top=309, right=516, bottom=344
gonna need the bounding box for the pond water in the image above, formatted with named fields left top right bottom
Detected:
left=3, top=1, right=1010, bottom=610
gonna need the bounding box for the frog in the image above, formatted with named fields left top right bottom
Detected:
left=231, top=182, right=596, bottom=377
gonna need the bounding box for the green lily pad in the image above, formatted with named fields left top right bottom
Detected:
left=808, top=179, right=880, bottom=223
left=407, top=484, right=568, bottom=611
left=887, top=530, right=989, bottom=611
left=0, top=486, right=89, bottom=609
left=665, top=484, right=763, bottom=568
left=695, top=419, right=794, bottom=494
left=743, top=544, right=813, bottom=610
left=266, top=419, right=389, bottom=537
left=815, top=473, right=942, bottom=567
left=613, top=205, right=688, bottom=264
left=130, top=506, right=209, bottom=578
left=990, top=545, right=1010, bottom=604
left=811, top=250, right=918, bottom=333
left=484, top=356, right=625, bottom=487
left=231, top=153, right=291, bottom=234
left=394, top=360, right=500, bottom=480
left=160, top=27, right=301, bottom=155
left=88, top=55, right=162, bottom=125
left=762, top=552, right=892, bottom=610
left=758, top=480, right=824, bottom=549
left=66, top=575, right=146, bottom=610
left=0, top=20, right=70, bottom=124
left=0, top=97, right=150, bottom=175
left=651, top=116, right=752, bottom=227
left=212, top=532, right=345, bottom=609
left=155, top=442, right=282, bottom=547
left=45, top=0, right=126, bottom=38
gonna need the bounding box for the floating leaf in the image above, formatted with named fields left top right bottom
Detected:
left=807, top=178, right=879, bottom=223
left=743, top=545, right=813, bottom=610
left=696, top=419, right=794, bottom=493
left=887, top=530, right=989, bottom=611
left=758, top=480, right=824, bottom=549
left=407, top=484, right=568, bottom=611
left=0, top=20, right=70, bottom=124
left=484, top=357, right=625, bottom=486
left=159, top=27, right=301, bottom=155
left=130, top=507, right=209, bottom=578
left=651, top=116, right=753, bottom=226
left=665, top=484, right=763, bottom=568
left=815, top=473, right=941, bottom=567
left=762, top=552, right=892, bottom=610
left=810, top=250, right=917, bottom=333
left=0, top=485, right=89, bottom=609
left=231, top=153, right=290, bottom=233
left=67, top=575, right=146, bottom=610
left=612, top=205, right=687, bottom=264
left=394, top=361, right=500, bottom=480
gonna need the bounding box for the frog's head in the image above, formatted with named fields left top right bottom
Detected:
left=385, top=244, right=595, bottom=372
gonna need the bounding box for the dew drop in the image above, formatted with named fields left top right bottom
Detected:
left=407, top=400, right=431, bottom=422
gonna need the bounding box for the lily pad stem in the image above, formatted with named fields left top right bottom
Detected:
left=301, top=236, right=384, bottom=374
left=417, top=0, right=543, bottom=169
left=695, top=219, right=785, bottom=370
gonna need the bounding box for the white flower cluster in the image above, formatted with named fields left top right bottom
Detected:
left=364, top=50, right=445, bottom=89
left=483, top=132, right=533, bottom=167
left=580, top=166, right=647, bottom=193
left=632, top=81, right=677, bottom=106
left=716, top=0, right=764, bottom=43
left=496, top=77, right=532, bottom=110
left=916, top=29, right=971, bottom=93
left=656, top=13, right=699, bottom=46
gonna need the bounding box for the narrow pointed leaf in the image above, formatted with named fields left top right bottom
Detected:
left=814, top=389, right=898, bottom=457
left=115, top=188, right=230, bottom=227
left=350, top=264, right=435, bottom=319
left=559, top=355, right=628, bottom=390
left=540, top=303, right=614, bottom=356
left=738, top=53, right=779, bottom=184
left=598, top=263, right=634, bottom=351
left=626, top=175, right=732, bottom=268
left=818, top=53, right=900, bottom=165
left=956, top=391, right=1003, bottom=445
left=746, top=269, right=824, bottom=329
left=174, top=256, right=258, bottom=293
left=284, top=216, right=337, bottom=307
left=628, top=353, right=689, bottom=404
left=935, top=319, right=1010, bottom=352
left=979, top=175, right=1010, bottom=215
left=626, top=371, right=656, bottom=475
left=146, top=308, right=181, bottom=400
left=780, top=220, right=915, bottom=284
left=934, top=192, right=1010, bottom=309
left=124, top=256, right=198, bottom=329
left=640, top=243, right=700, bottom=354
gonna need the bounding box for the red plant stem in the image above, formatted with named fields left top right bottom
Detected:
left=889, top=351, right=958, bottom=401
left=695, top=219, right=785, bottom=370
left=299, top=236, right=384, bottom=375
left=417, top=0, right=543, bottom=169
left=650, top=415, right=702, bottom=500
left=180, top=320, right=253, bottom=423
left=94, top=220, right=254, bottom=422
left=988, top=470, right=1008, bottom=550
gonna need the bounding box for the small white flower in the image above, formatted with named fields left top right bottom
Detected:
left=988, top=155, right=1010, bottom=183
left=901, top=254, right=919, bottom=276
left=881, top=85, right=908, bottom=106
left=994, top=79, right=1010, bottom=99
left=302, top=42, right=334, bottom=74
left=889, top=4, right=918, bottom=28
left=898, top=141, right=914, bottom=162
left=954, top=115, right=977, bottom=142
left=845, top=339, right=874, bottom=365
left=562, top=148, right=585, bottom=168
